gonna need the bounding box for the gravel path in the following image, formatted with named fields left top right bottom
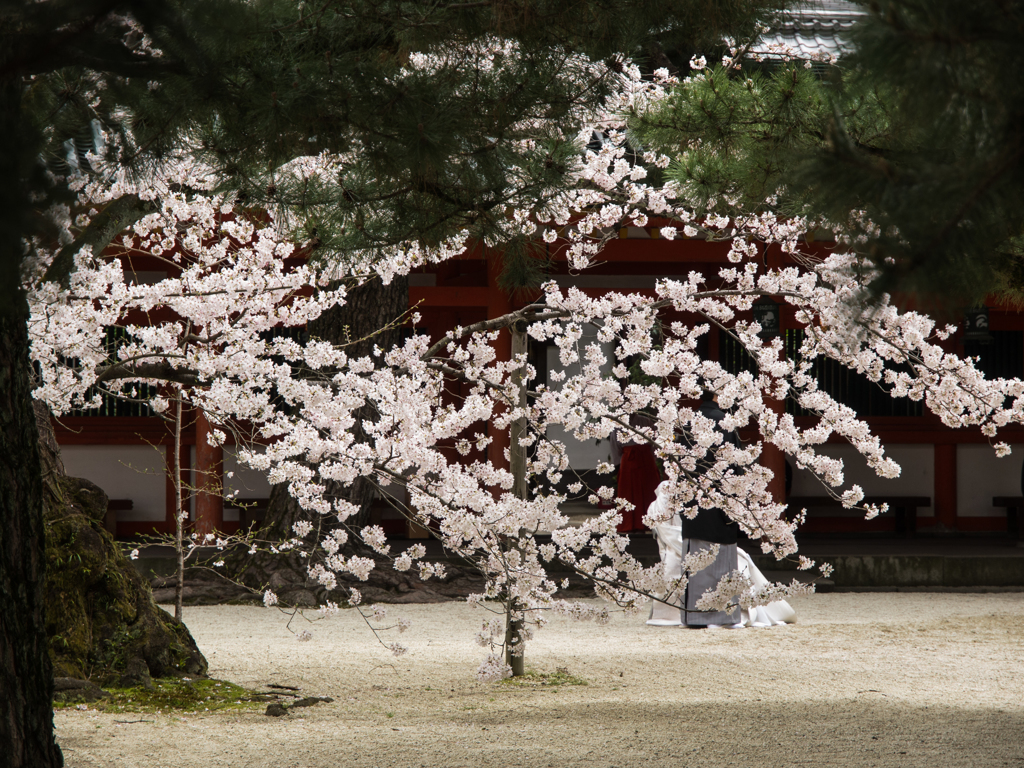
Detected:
left=55, top=592, right=1024, bottom=767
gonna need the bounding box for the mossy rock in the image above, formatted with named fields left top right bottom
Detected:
left=53, top=677, right=111, bottom=704
left=44, top=477, right=208, bottom=685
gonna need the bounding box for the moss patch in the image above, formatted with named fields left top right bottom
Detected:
left=500, top=668, right=588, bottom=688
left=54, top=678, right=262, bottom=714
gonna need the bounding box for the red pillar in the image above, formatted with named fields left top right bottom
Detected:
left=194, top=409, right=223, bottom=536
left=486, top=251, right=512, bottom=473
left=761, top=247, right=787, bottom=505
left=934, top=442, right=957, bottom=530
left=762, top=398, right=787, bottom=505
left=761, top=378, right=790, bottom=505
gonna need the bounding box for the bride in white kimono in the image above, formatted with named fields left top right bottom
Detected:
left=645, top=482, right=796, bottom=628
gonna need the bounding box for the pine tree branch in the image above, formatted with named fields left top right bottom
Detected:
left=43, top=194, right=155, bottom=287
left=922, top=144, right=1024, bottom=259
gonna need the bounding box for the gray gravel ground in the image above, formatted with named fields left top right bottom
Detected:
left=55, top=592, right=1024, bottom=768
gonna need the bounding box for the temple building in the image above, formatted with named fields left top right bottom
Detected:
left=55, top=229, right=1024, bottom=542
left=53, top=0, right=1024, bottom=543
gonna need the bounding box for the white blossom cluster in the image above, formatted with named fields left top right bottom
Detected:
left=694, top=570, right=814, bottom=614
left=477, top=653, right=513, bottom=683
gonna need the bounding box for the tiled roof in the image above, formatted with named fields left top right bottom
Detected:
left=749, top=0, right=864, bottom=61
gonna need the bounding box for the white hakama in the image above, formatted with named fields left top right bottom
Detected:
left=646, top=483, right=796, bottom=628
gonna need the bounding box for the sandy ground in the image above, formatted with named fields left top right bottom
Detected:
left=55, top=592, right=1024, bottom=768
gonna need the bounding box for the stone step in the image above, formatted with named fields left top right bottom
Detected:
left=123, top=518, right=1024, bottom=590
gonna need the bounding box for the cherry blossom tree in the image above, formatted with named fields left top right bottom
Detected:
left=28, top=57, right=1024, bottom=677
left=0, top=0, right=795, bottom=760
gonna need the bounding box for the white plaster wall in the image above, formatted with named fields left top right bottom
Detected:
left=545, top=325, right=615, bottom=470
left=222, top=449, right=274, bottom=522
left=956, top=445, right=1019, bottom=518
left=61, top=445, right=167, bottom=522
left=789, top=443, right=934, bottom=516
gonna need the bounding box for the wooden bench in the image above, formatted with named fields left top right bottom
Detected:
left=990, top=497, right=1024, bottom=541
left=787, top=495, right=932, bottom=537
left=104, top=499, right=133, bottom=536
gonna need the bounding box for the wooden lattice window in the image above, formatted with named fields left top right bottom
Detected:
left=70, top=328, right=156, bottom=417
left=718, top=330, right=923, bottom=417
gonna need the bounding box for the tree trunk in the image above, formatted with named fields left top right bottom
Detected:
left=261, top=275, right=409, bottom=538
left=509, top=320, right=529, bottom=502
left=42, top=477, right=210, bottom=687
left=172, top=394, right=185, bottom=623
left=0, top=311, right=64, bottom=767
left=33, top=400, right=209, bottom=688
left=504, top=320, right=528, bottom=677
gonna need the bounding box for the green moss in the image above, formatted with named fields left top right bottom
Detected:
left=499, top=669, right=588, bottom=688
left=54, top=678, right=262, bottom=714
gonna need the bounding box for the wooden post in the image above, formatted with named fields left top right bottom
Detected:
left=193, top=408, right=223, bottom=537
